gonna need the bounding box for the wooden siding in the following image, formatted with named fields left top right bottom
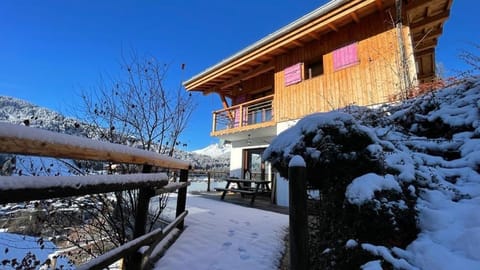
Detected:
left=274, top=11, right=404, bottom=122
left=231, top=70, right=274, bottom=101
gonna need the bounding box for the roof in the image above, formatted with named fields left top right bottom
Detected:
left=184, top=0, right=452, bottom=94
left=183, top=0, right=351, bottom=91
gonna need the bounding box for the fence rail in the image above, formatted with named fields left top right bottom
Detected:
left=0, top=122, right=190, bottom=270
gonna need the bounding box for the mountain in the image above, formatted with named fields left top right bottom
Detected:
left=192, top=143, right=231, bottom=158
left=0, top=96, right=90, bottom=137
left=0, top=95, right=229, bottom=171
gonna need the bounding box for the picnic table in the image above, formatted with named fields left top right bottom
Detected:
left=215, top=178, right=271, bottom=205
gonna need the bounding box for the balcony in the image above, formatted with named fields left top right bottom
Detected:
left=212, top=95, right=275, bottom=136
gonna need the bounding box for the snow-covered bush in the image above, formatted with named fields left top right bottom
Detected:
left=264, top=77, right=480, bottom=269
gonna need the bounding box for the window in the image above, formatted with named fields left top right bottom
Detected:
left=305, top=58, right=324, bottom=79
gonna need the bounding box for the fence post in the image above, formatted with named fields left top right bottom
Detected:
left=176, top=168, right=189, bottom=229
left=207, top=171, right=211, bottom=192
left=127, top=165, right=155, bottom=270
left=288, top=155, right=308, bottom=270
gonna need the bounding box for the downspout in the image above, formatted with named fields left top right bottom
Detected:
left=395, top=0, right=412, bottom=99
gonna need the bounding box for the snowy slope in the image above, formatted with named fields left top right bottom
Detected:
left=0, top=96, right=89, bottom=137
left=192, top=143, right=231, bottom=158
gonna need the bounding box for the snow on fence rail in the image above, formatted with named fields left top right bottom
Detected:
left=0, top=122, right=190, bottom=170
left=0, top=122, right=191, bottom=270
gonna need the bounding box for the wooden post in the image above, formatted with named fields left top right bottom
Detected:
left=207, top=171, right=211, bottom=192
left=128, top=165, right=155, bottom=270
left=288, top=156, right=308, bottom=270
left=212, top=112, right=217, bottom=132
left=238, top=106, right=243, bottom=127
left=176, top=169, right=189, bottom=229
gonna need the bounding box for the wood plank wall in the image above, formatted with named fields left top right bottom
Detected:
left=233, top=71, right=275, bottom=100
left=273, top=11, right=406, bottom=122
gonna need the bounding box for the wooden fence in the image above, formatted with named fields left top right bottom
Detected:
left=0, top=122, right=191, bottom=270
left=189, top=170, right=229, bottom=192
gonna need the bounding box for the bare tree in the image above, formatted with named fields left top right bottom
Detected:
left=66, top=52, right=196, bottom=265
left=79, top=52, right=194, bottom=153
left=459, top=43, right=480, bottom=78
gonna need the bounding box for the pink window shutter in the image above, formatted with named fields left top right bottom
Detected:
left=284, top=63, right=302, bottom=86
left=333, top=43, right=359, bottom=71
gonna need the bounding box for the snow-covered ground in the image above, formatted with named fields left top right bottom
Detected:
left=155, top=194, right=288, bottom=270
left=1, top=78, right=480, bottom=269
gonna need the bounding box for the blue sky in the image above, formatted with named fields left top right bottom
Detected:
left=0, top=1, right=477, bottom=151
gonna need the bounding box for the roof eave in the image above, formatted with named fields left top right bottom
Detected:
left=183, top=0, right=351, bottom=91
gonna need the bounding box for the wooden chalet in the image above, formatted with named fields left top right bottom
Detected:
left=184, top=0, right=452, bottom=206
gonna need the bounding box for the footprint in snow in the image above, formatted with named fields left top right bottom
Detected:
left=238, top=247, right=250, bottom=260
left=244, top=221, right=251, bottom=226
left=251, top=232, right=259, bottom=239
left=208, top=211, right=216, bottom=215
left=228, top=229, right=235, bottom=237
left=222, top=241, right=232, bottom=249
left=229, top=219, right=239, bottom=224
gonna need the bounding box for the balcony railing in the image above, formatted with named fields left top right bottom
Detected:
left=212, top=95, right=274, bottom=133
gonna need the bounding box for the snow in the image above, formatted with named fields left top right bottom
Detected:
left=361, top=243, right=417, bottom=270
left=192, top=143, right=231, bottom=158
left=0, top=232, right=73, bottom=269
left=361, top=260, right=383, bottom=270
left=289, top=155, right=306, bottom=167
left=0, top=122, right=191, bottom=169
left=346, top=239, right=358, bottom=249
left=263, top=112, right=356, bottom=161
left=346, top=173, right=402, bottom=205
left=263, top=77, right=480, bottom=269
left=154, top=195, right=288, bottom=270
left=0, top=173, right=168, bottom=190
left=2, top=78, right=480, bottom=269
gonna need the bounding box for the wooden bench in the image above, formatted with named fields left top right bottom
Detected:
left=216, top=178, right=271, bottom=205
left=215, top=188, right=256, bottom=195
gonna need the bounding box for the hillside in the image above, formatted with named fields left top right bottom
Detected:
left=0, top=96, right=89, bottom=137
left=0, top=96, right=229, bottom=171
left=192, top=143, right=231, bottom=158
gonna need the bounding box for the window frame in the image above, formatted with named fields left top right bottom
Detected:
left=304, top=56, right=325, bottom=80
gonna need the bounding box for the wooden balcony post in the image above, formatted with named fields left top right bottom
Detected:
left=238, top=105, right=243, bottom=127
left=176, top=169, right=189, bottom=229
left=212, top=112, right=217, bottom=132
